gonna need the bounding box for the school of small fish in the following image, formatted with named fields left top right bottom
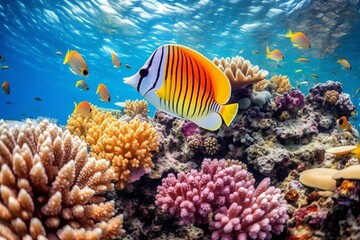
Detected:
left=0, top=27, right=356, bottom=129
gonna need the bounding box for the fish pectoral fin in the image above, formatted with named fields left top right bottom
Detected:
left=155, top=84, right=166, bottom=99
left=190, top=112, right=222, bottom=131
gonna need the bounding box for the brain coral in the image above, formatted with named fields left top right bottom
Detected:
left=270, top=75, right=292, bottom=94
left=213, top=56, right=268, bottom=92
left=0, top=119, right=123, bottom=240
left=90, top=119, right=159, bottom=189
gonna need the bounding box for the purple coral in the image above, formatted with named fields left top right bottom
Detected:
left=306, top=80, right=342, bottom=107
left=335, top=93, right=356, bottom=117
left=155, top=159, right=288, bottom=239
left=275, top=89, right=305, bottom=112
left=181, top=120, right=199, bottom=139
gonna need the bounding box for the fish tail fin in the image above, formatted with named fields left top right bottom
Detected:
left=285, top=29, right=292, bottom=38
left=219, top=103, right=238, bottom=127
left=96, top=84, right=100, bottom=94
left=266, top=46, right=270, bottom=58
left=73, top=102, right=78, bottom=113
left=75, top=81, right=80, bottom=87
left=63, top=50, right=70, bottom=64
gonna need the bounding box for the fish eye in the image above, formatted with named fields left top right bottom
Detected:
left=339, top=118, right=344, bottom=125
left=139, top=68, right=149, bottom=77
left=83, top=69, right=88, bottom=76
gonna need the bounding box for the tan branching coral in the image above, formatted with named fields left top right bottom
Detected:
left=0, top=119, right=124, bottom=240
left=124, top=99, right=150, bottom=118
left=90, top=119, right=159, bottom=189
left=203, top=137, right=220, bottom=156
left=324, top=90, right=339, bottom=104
left=213, top=56, right=268, bottom=91
left=253, top=79, right=270, bottom=91
left=270, top=75, right=292, bottom=94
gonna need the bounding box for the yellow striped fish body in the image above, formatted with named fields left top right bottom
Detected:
left=63, top=50, right=89, bottom=77
left=124, top=44, right=238, bottom=131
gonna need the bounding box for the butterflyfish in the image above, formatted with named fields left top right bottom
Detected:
left=285, top=29, right=310, bottom=48
left=96, top=83, right=110, bottom=102
left=266, top=46, right=284, bottom=61
left=75, top=80, right=89, bottom=90
left=337, top=58, right=351, bottom=70
left=63, top=50, right=89, bottom=77
left=111, top=52, right=121, bottom=68
left=2, top=81, right=10, bottom=95
left=123, top=44, right=239, bottom=131
left=73, top=101, right=92, bottom=115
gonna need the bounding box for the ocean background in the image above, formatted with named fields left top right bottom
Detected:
left=0, top=0, right=359, bottom=127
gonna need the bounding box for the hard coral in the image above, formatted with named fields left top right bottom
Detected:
left=324, top=90, right=339, bottom=104
left=213, top=56, right=268, bottom=92
left=270, top=75, right=292, bottom=94
left=275, top=89, right=305, bottom=113
left=90, top=119, right=159, bottom=189
left=155, top=159, right=288, bottom=239
left=0, top=119, right=123, bottom=240
left=123, top=99, right=150, bottom=118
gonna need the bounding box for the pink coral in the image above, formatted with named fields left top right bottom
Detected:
left=155, top=159, right=288, bottom=239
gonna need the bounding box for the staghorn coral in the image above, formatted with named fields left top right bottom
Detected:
left=155, top=159, right=288, bottom=239
left=213, top=56, right=268, bottom=91
left=90, top=118, right=159, bottom=189
left=270, top=75, right=292, bottom=94
left=324, top=90, right=339, bottom=104
left=123, top=99, right=150, bottom=118
left=0, top=119, right=123, bottom=240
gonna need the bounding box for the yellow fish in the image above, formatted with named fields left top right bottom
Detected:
left=75, top=80, right=89, bottom=90
left=124, top=44, right=238, bottom=131
left=295, top=57, right=310, bottom=63
left=356, top=88, right=360, bottom=94
left=73, top=101, right=92, bottom=115
left=285, top=29, right=310, bottom=48
left=96, top=83, right=110, bottom=102
left=337, top=58, right=351, bottom=70
left=0, top=66, right=10, bottom=70
left=266, top=46, right=284, bottom=61
left=111, top=51, right=121, bottom=68
left=295, top=69, right=303, bottom=73
left=310, top=73, right=319, bottom=78
left=2, top=81, right=10, bottom=95
left=63, top=50, right=89, bottom=77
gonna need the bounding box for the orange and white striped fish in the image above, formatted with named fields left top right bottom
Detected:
left=111, top=51, right=121, bottom=68
left=96, top=83, right=110, bottom=102
left=63, top=50, right=89, bottom=77
left=73, top=101, right=92, bottom=114
left=123, top=44, right=238, bottom=131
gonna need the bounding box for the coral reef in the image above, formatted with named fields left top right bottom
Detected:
left=156, top=159, right=288, bottom=239
left=213, top=56, right=268, bottom=92
left=90, top=118, right=159, bottom=189
left=123, top=99, right=150, bottom=118
left=0, top=119, right=123, bottom=239
left=275, top=89, right=305, bottom=113
left=269, top=75, right=292, bottom=94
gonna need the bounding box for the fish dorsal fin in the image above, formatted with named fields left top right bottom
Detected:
left=174, top=45, right=231, bottom=105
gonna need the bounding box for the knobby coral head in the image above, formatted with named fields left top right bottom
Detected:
left=155, top=158, right=288, bottom=240
left=0, top=119, right=124, bottom=240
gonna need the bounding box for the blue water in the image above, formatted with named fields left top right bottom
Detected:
left=0, top=0, right=359, bottom=127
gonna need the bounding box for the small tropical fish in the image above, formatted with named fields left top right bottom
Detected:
left=336, top=116, right=352, bottom=131
left=34, top=97, right=42, bottom=101
left=96, top=83, right=110, bottom=102
left=5, top=101, right=15, bottom=104
left=252, top=50, right=260, bottom=54
left=123, top=44, right=239, bottom=131
left=0, top=66, right=10, bottom=70
left=337, top=58, right=351, bottom=70
left=285, top=29, right=310, bottom=48
left=295, top=69, right=303, bottom=73
left=114, top=101, right=126, bottom=108
left=310, top=73, right=319, bottom=78
left=111, top=51, right=121, bottom=68
left=75, top=80, right=89, bottom=90
left=295, top=80, right=309, bottom=89
left=63, top=50, right=89, bottom=77
left=2, top=81, right=10, bottom=95
left=266, top=46, right=284, bottom=61
left=73, top=101, right=92, bottom=114
left=125, top=63, right=131, bottom=69
left=356, top=88, right=360, bottom=94
left=295, top=57, right=310, bottom=63
left=55, top=51, right=62, bottom=55
left=0, top=54, right=5, bottom=61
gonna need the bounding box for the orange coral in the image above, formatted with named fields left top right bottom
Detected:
left=270, top=75, right=292, bottom=94
left=0, top=119, right=123, bottom=239
left=340, top=180, right=356, bottom=195
left=90, top=119, right=159, bottom=189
